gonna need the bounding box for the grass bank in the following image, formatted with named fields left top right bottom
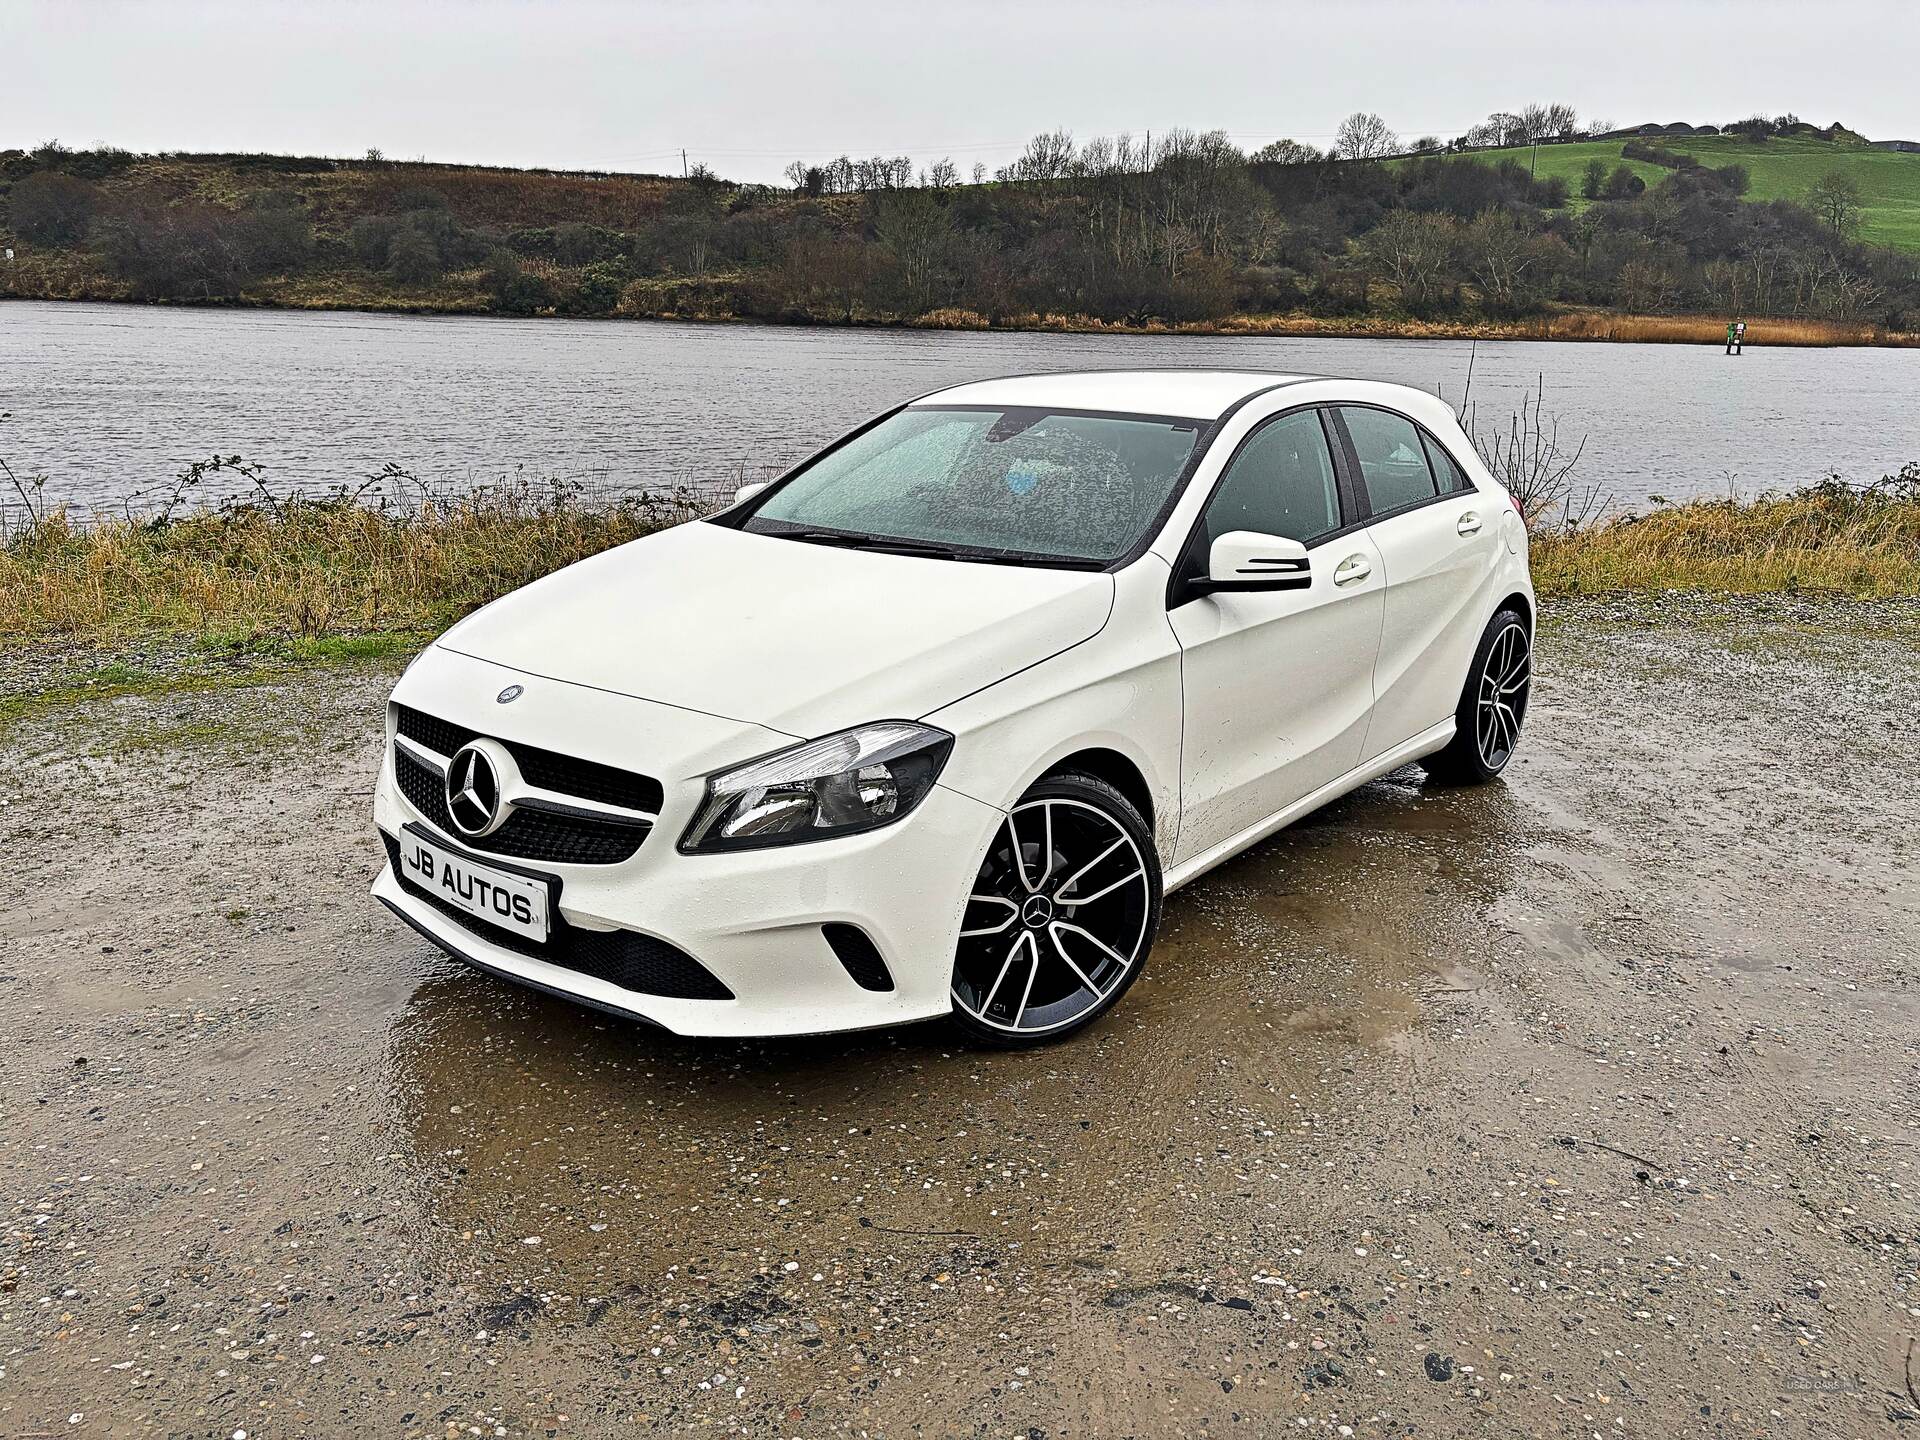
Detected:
left=0, top=485, right=692, bottom=644
left=913, top=308, right=1919, bottom=347
left=1531, top=466, right=1920, bottom=596
left=4, top=470, right=1917, bottom=671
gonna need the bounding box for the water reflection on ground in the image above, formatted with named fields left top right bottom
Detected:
left=383, top=766, right=1530, bottom=1318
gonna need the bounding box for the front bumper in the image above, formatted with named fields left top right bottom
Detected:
left=371, top=647, right=1007, bottom=1037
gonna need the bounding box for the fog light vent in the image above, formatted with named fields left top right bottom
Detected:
left=823, top=923, right=894, bottom=992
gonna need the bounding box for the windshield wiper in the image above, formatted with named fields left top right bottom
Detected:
left=776, top=528, right=1106, bottom=570
left=779, top=529, right=962, bottom=559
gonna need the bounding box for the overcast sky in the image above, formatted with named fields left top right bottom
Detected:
left=8, top=0, right=1916, bottom=183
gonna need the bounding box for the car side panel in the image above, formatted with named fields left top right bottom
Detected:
left=1167, top=529, right=1385, bottom=862
left=923, top=555, right=1186, bottom=865
left=1359, top=490, right=1506, bottom=761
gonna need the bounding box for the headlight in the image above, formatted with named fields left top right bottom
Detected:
left=679, top=721, right=954, bottom=853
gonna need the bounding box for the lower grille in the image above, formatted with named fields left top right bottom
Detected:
left=382, top=830, right=733, bottom=1001
left=394, top=747, right=647, bottom=865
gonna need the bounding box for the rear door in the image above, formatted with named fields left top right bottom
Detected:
left=1168, top=407, right=1385, bottom=864
left=1331, top=406, right=1503, bottom=761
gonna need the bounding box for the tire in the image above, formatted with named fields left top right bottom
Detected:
left=947, top=771, right=1163, bottom=1047
left=1422, top=606, right=1534, bottom=785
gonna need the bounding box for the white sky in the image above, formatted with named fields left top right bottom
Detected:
left=7, top=0, right=1917, bottom=184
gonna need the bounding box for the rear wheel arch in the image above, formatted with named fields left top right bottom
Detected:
left=1496, top=589, right=1534, bottom=635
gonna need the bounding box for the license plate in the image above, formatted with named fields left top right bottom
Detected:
left=399, top=829, right=550, bottom=943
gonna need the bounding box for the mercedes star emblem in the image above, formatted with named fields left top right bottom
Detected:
left=445, top=743, right=504, bottom=837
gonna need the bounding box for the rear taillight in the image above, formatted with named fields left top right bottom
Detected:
left=1508, top=492, right=1525, bottom=518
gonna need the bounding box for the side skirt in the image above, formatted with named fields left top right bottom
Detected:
left=1163, top=719, right=1456, bottom=894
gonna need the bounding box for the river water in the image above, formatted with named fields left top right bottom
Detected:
left=4, top=299, right=1916, bottom=518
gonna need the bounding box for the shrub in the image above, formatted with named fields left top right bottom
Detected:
left=483, top=251, right=554, bottom=313
left=9, top=171, right=100, bottom=245
left=1601, top=165, right=1644, bottom=200
left=385, top=225, right=444, bottom=284
left=569, top=261, right=627, bottom=313
left=94, top=204, right=251, bottom=299
left=234, top=191, right=313, bottom=272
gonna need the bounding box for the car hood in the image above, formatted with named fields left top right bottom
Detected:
left=437, top=521, right=1115, bottom=737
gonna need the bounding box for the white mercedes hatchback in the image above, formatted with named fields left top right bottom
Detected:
left=373, top=370, right=1534, bottom=1044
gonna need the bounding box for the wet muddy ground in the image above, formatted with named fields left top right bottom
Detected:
left=3, top=595, right=1918, bottom=1438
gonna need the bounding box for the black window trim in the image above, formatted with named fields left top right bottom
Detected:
left=1327, top=403, right=1483, bottom=529
left=1164, top=402, right=1365, bottom=610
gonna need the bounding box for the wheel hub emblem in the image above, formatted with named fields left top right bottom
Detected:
left=1021, top=894, right=1055, bottom=928
left=445, top=743, right=505, bottom=837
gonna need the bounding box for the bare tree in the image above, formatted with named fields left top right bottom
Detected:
left=1333, top=111, right=1399, bottom=160
left=1517, top=102, right=1580, bottom=143
left=998, top=130, right=1078, bottom=183
left=1460, top=211, right=1561, bottom=315
left=872, top=190, right=954, bottom=309
left=1806, top=170, right=1863, bottom=237
left=921, top=156, right=960, bottom=191
left=1485, top=112, right=1523, bottom=147
left=1249, top=137, right=1322, bottom=165
left=1362, top=211, right=1456, bottom=310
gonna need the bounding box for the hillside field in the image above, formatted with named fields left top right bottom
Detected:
left=1419, top=134, right=1920, bottom=251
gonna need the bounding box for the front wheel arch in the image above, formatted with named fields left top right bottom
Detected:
left=947, top=769, right=1164, bottom=1047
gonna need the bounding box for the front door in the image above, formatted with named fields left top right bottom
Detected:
left=1169, top=408, right=1385, bottom=864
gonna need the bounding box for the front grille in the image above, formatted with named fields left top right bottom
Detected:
left=391, top=703, right=659, bottom=865
left=394, top=704, right=664, bottom=814
left=382, top=830, right=733, bottom=1001
left=395, top=749, right=646, bottom=863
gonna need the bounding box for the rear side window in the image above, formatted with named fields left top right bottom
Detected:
left=1198, top=410, right=1342, bottom=548
left=1340, top=407, right=1437, bottom=514
left=1421, top=432, right=1475, bottom=493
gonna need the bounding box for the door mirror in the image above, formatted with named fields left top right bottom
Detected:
left=1199, top=531, right=1311, bottom=593
left=733, top=480, right=769, bottom=505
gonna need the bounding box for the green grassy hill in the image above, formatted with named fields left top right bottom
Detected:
left=1419, top=134, right=1920, bottom=250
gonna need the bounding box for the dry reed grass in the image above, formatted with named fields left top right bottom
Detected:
left=1531, top=466, right=1920, bottom=597
left=5, top=466, right=1916, bottom=652
left=0, top=486, right=694, bottom=643
left=1543, top=313, right=1920, bottom=347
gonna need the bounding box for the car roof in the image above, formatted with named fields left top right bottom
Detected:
left=913, top=369, right=1315, bottom=422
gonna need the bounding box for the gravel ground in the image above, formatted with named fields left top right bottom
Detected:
left=2, top=596, right=1917, bottom=1438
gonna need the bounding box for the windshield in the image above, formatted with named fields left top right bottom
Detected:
left=739, top=405, right=1205, bottom=565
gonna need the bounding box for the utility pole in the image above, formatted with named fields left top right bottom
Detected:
left=1145, top=130, right=1151, bottom=170
left=681, top=148, right=688, bottom=178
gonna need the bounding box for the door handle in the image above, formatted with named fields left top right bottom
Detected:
left=1457, top=511, right=1483, bottom=536
left=1332, top=554, right=1372, bottom=586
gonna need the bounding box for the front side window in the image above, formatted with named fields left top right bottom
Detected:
left=1340, top=407, right=1438, bottom=514
left=741, top=405, right=1204, bottom=565
left=1196, top=409, right=1342, bottom=551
